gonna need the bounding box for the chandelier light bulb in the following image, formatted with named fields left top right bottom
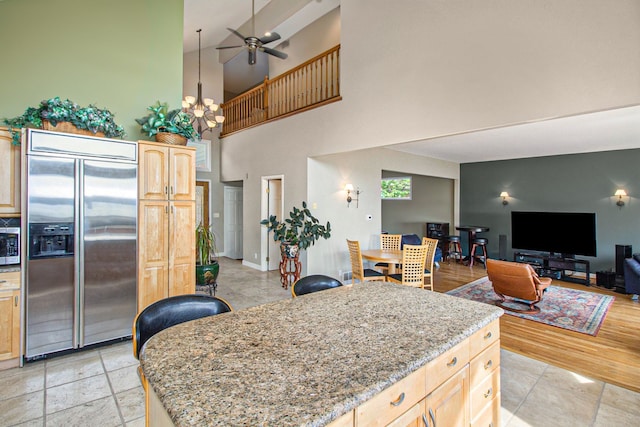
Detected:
left=215, top=115, right=225, bottom=123
left=184, top=96, right=196, bottom=105
left=194, top=108, right=205, bottom=118
left=204, top=98, right=214, bottom=106
left=206, top=120, right=217, bottom=128
left=211, top=104, right=219, bottom=112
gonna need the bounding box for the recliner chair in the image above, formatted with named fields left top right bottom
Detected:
left=486, top=259, right=551, bottom=313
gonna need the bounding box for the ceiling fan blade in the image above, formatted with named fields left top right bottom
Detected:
left=259, top=32, right=281, bottom=45
left=216, top=45, right=244, bottom=50
left=227, top=27, right=247, bottom=41
left=261, top=47, right=288, bottom=60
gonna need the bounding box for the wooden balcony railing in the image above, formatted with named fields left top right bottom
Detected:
left=220, top=44, right=341, bottom=136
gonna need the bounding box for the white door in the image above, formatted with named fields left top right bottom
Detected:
left=224, top=186, right=243, bottom=259
left=267, top=179, right=282, bottom=270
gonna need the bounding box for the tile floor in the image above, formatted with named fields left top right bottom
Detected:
left=1, top=258, right=639, bottom=426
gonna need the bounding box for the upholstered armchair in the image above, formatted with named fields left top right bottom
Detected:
left=486, top=259, right=551, bottom=313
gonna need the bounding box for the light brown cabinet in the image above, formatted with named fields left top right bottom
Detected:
left=343, top=319, right=500, bottom=427
left=0, top=127, right=21, bottom=216
left=137, top=141, right=196, bottom=313
left=0, top=271, right=21, bottom=361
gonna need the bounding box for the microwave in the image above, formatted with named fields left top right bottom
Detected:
left=0, top=227, right=20, bottom=265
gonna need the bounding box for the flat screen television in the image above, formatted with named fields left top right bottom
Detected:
left=511, top=211, right=597, bottom=257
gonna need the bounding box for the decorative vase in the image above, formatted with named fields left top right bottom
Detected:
left=196, top=261, right=220, bottom=286
left=280, top=242, right=299, bottom=259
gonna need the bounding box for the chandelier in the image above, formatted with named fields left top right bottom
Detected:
left=182, top=29, right=225, bottom=135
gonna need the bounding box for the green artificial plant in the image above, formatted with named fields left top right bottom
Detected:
left=3, top=97, right=125, bottom=145
left=135, top=101, right=198, bottom=140
left=260, top=201, right=331, bottom=250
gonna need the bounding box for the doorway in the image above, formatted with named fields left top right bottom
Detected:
left=224, top=186, right=243, bottom=259
left=261, top=176, right=284, bottom=271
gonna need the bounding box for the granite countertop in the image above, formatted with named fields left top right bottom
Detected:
left=140, top=281, right=503, bottom=426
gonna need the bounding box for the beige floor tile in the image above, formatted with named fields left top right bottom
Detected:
left=0, top=361, right=44, bottom=380
left=500, top=350, right=547, bottom=377
left=46, top=354, right=104, bottom=388
left=0, top=366, right=45, bottom=400
left=9, top=418, right=44, bottom=427
left=46, top=395, right=121, bottom=427
left=115, top=387, right=145, bottom=422
left=600, top=382, right=640, bottom=416
left=0, top=391, right=44, bottom=425
left=44, top=348, right=101, bottom=368
left=125, top=416, right=145, bottom=427
left=100, top=346, right=138, bottom=372
left=46, top=374, right=112, bottom=414
left=593, top=401, right=639, bottom=427
left=536, top=364, right=604, bottom=401
left=499, top=366, right=541, bottom=415
left=509, top=379, right=599, bottom=427
left=107, top=364, right=143, bottom=394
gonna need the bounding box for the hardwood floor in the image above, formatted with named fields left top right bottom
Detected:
left=433, top=260, right=640, bottom=393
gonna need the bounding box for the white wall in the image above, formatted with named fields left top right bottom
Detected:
left=269, top=6, right=341, bottom=77
left=221, top=0, right=640, bottom=272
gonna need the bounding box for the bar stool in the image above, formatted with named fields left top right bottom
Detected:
left=444, top=235, right=462, bottom=264
left=470, top=238, right=488, bottom=268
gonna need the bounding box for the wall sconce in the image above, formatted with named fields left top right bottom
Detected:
left=345, top=184, right=360, bottom=208
left=615, top=189, right=627, bottom=207
left=500, top=191, right=510, bottom=205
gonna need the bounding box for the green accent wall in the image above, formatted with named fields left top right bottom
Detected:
left=0, top=0, right=183, bottom=141
left=460, top=149, right=640, bottom=272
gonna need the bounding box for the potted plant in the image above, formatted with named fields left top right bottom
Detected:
left=196, top=222, right=220, bottom=294
left=136, top=101, right=198, bottom=145
left=260, top=201, right=331, bottom=258
left=3, top=97, right=125, bottom=145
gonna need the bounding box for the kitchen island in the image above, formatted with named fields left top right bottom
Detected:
left=140, top=281, right=503, bottom=426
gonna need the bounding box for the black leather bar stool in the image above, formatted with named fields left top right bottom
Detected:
left=470, top=238, right=488, bottom=268
left=444, top=235, right=462, bottom=264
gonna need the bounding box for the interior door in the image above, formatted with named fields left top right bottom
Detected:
left=267, top=179, right=282, bottom=270
left=224, top=186, right=243, bottom=259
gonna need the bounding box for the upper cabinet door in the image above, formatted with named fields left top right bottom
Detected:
left=0, top=129, right=21, bottom=215
left=139, top=143, right=169, bottom=200
left=169, top=147, right=195, bottom=201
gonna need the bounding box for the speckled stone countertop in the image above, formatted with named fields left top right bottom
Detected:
left=140, top=282, right=503, bottom=426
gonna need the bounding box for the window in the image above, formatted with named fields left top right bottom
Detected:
left=381, top=177, right=412, bottom=200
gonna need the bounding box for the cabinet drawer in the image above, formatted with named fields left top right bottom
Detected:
left=426, top=339, right=469, bottom=392
left=471, top=392, right=500, bottom=427
left=356, top=366, right=426, bottom=427
left=0, top=271, right=20, bottom=290
left=469, top=320, right=500, bottom=358
left=470, top=369, right=500, bottom=419
left=469, top=341, right=500, bottom=386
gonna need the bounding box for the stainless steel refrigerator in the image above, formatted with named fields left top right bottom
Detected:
left=24, top=129, right=138, bottom=360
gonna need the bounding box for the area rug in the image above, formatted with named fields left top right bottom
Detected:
left=446, top=277, right=614, bottom=336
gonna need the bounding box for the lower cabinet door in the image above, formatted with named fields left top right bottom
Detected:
left=0, top=289, right=20, bottom=360
left=387, top=400, right=426, bottom=427
left=426, top=367, right=469, bottom=427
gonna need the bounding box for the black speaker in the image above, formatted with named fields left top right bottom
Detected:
left=498, top=234, right=507, bottom=260
left=616, top=244, right=632, bottom=277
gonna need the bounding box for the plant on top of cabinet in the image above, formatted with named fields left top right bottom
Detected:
left=2, top=97, right=125, bottom=145
left=136, top=101, right=199, bottom=145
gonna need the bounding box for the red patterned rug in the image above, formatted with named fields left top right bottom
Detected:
left=446, top=277, right=614, bottom=336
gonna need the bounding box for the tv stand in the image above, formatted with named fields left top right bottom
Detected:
left=513, top=251, right=591, bottom=287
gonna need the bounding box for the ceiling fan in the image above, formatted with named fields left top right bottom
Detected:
left=216, top=0, right=288, bottom=65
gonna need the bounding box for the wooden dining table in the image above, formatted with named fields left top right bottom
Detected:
left=361, top=249, right=403, bottom=275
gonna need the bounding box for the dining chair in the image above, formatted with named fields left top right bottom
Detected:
left=421, top=237, right=439, bottom=291
left=347, top=239, right=386, bottom=283
left=374, top=234, right=402, bottom=275
left=387, top=244, right=429, bottom=288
